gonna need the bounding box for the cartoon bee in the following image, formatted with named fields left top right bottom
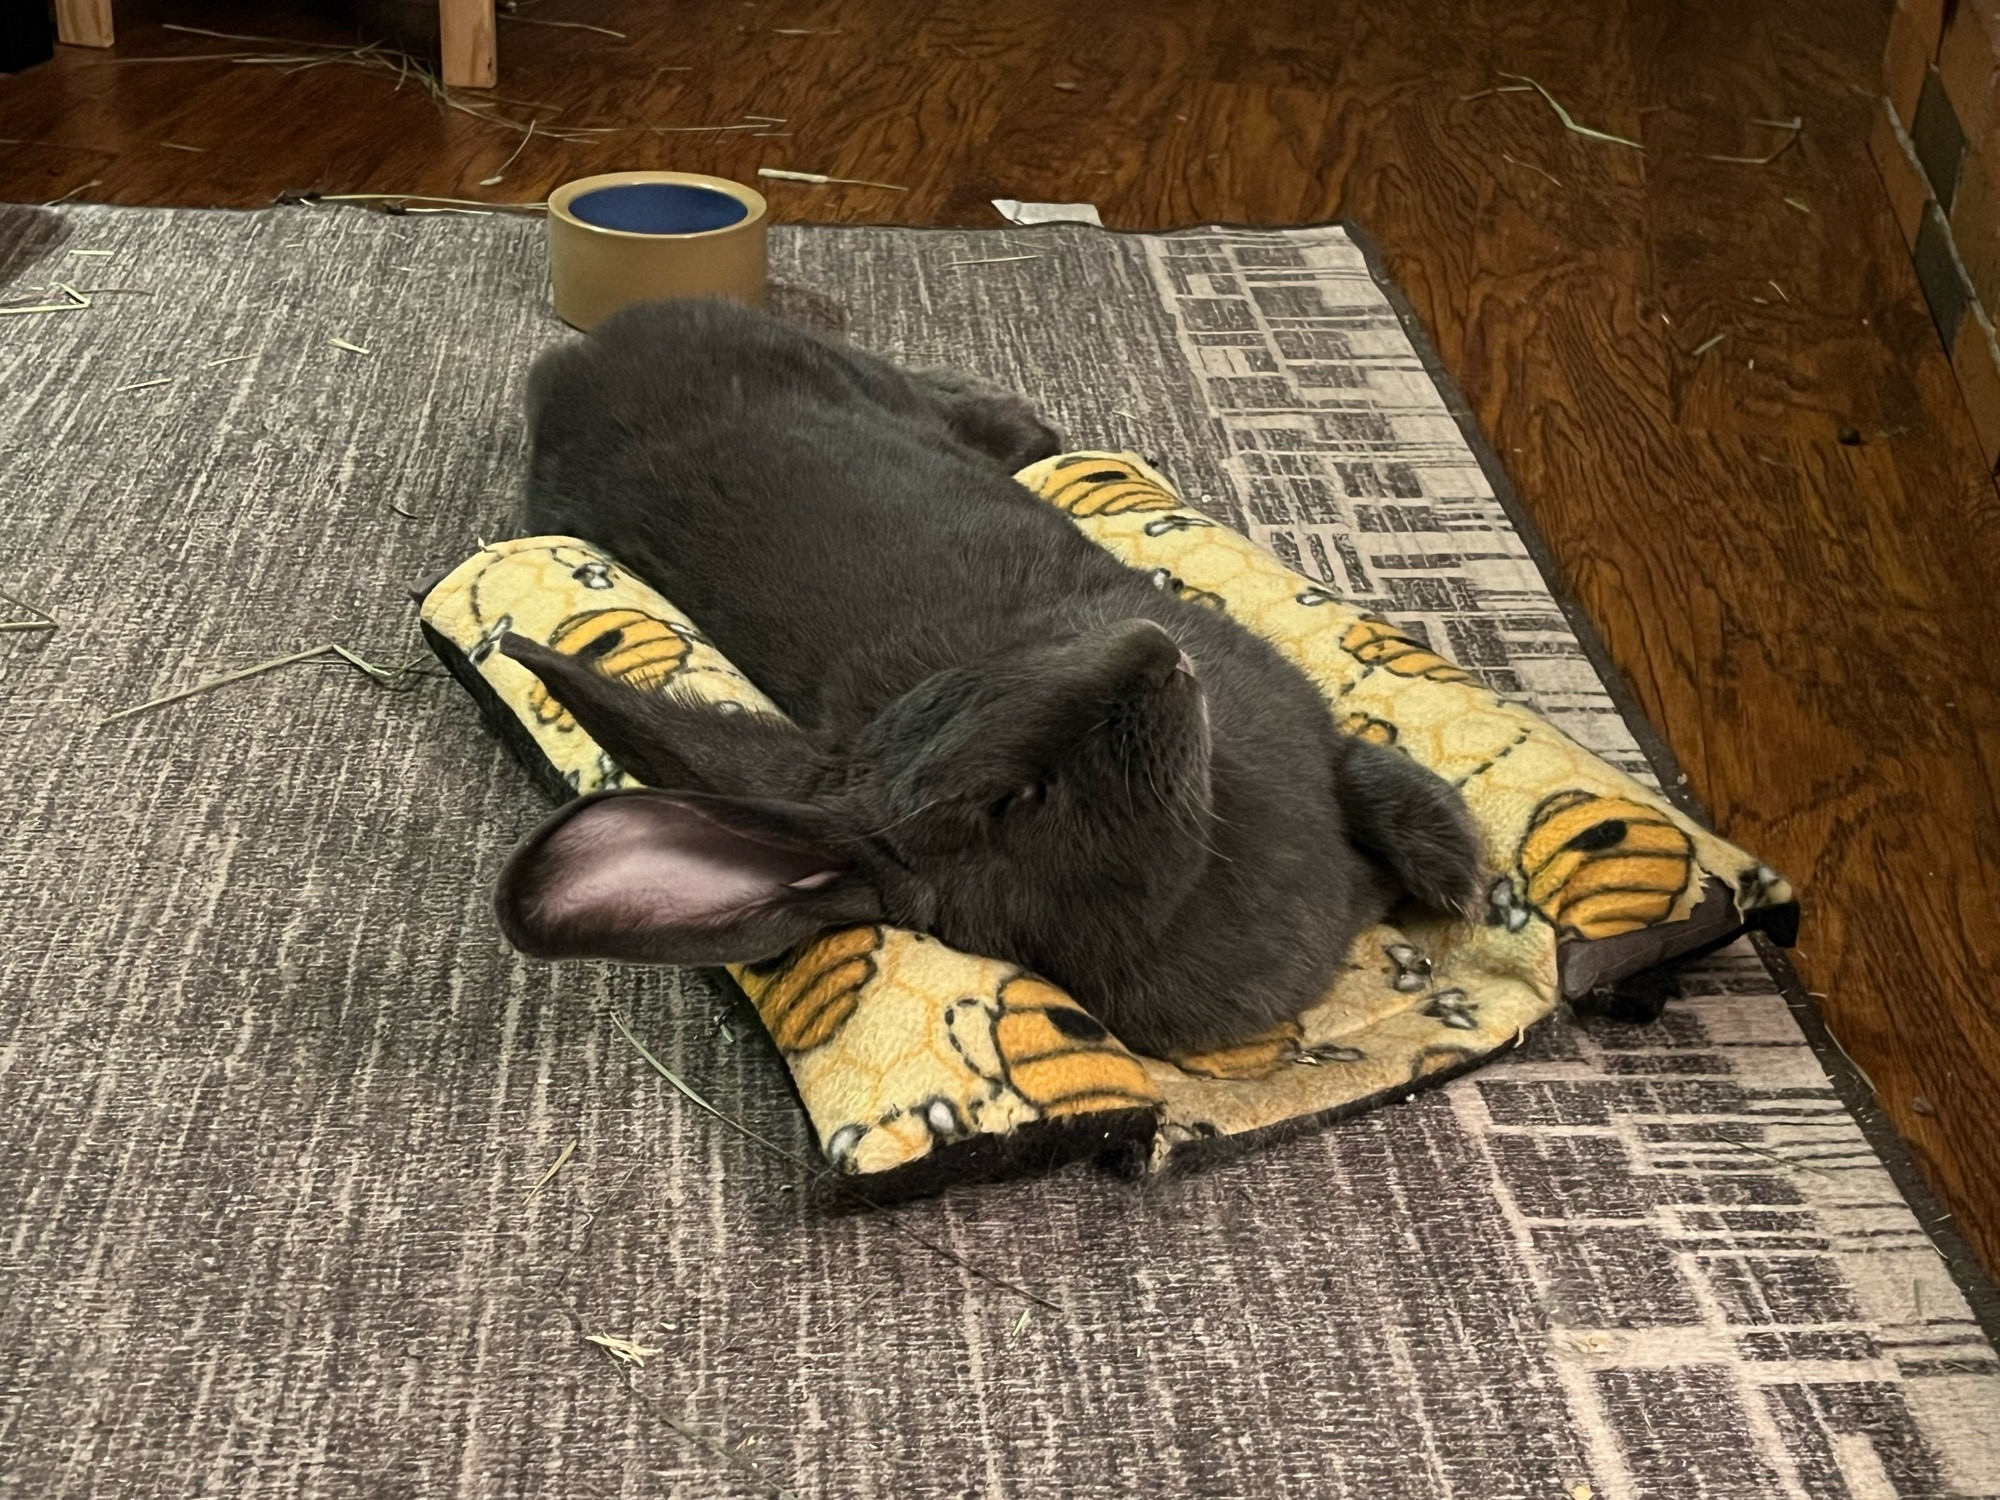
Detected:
left=1340, top=616, right=1473, bottom=684
left=1172, top=1020, right=1303, bottom=1079
left=526, top=608, right=693, bottom=728
left=1036, top=455, right=1182, bottom=516
left=1340, top=712, right=1398, bottom=747
left=948, top=975, right=1157, bottom=1118
left=1518, top=790, right=1696, bottom=940
left=740, top=925, right=883, bottom=1055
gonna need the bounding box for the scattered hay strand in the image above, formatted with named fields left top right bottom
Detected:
left=1691, top=332, right=1728, bottom=357
left=328, top=337, right=372, bottom=355
left=1499, top=151, right=1562, bottom=186
left=772, top=26, right=842, bottom=34
left=822, top=1285, right=891, bottom=1334
left=501, top=13, right=626, bottom=36
left=1768, top=279, right=1789, bottom=302
left=758, top=167, right=907, bottom=191
left=66, top=248, right=114, bottom=258
left=96, top=642, right=436, bottom=727
left=0, top=589, right=57, bottom=635
left=1706, top=115, right=1803, bottom=166
left=1497, top=72, right=1643, bottom=150
left=312, top=191, right=548, bottom=213
left=1009, top=1308, right=1031, bottom=1339
left=1784, top=196, right=1812, bottom=213
left=480, top=118, right=537, bottom=185
left=163, top=22, right=360, bottom=48
left=110, top=375, right=173, bottom=394
left=0, top=283, right=92, bottom=317
left=204, top=352, right=254, bottom=367
left=1822, top=1019, right=1879, bottom=1097
left=159, top=141, right=209, bottom=153
left=44, top=180, right=103, bottom=207
left=524, top=1139, right=578, bottom=1203
left=609, top=1012, right=1059, bottom=1312
left=946, top=254, right=1044, bottom=267
left=1713, top=1133, right=1834, bottom=1177
left=584, top=1332, right=665, bottom=1367
left=142, top=25, right=581, bottom=142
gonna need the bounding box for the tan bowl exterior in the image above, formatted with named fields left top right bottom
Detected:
left=546, top=171, right=769, bottom=331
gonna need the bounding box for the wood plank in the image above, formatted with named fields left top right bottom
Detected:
left=53, top=0, right=113, bottom=49
left=438, top=0, right=495, bottom=89
left=1, top=0, right=1998, bottom=1277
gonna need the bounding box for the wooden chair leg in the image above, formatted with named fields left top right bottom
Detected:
left=54, top=0, right=114, bottom=48
left=439, top=0, right=496, bottom=88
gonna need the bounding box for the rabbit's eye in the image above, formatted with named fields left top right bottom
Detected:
left=987, top=783, right=1048, bottom=819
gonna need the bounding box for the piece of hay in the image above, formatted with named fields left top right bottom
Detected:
left=1691, top=332, right=1728, bottom=357
left=96, top=642, right=433, bottom=727
left=1706, top=115, right=1802, bottom=166
left=0, top=589, right=56, bottom=635
left=1499, top=152, right=1562, bottom=186
left=583, top=1332, right=664, bottom=1367
left=313, top=192, right=548, bottom=213
left=523, top=1139, right=577, bottom=1202
left=44, top=181, right=103, bottom=207
left=0, top=283, right=92, bottom=318
left=146, top=25, right=572, bottom=141
left=609, top=1012, right=1061, bottom=1309
left=758, top=167, right=907, bottom=191
left=328, top=337, right=372, bottom=355
left=479, top=119, right=537, bottom=186
left=501, top=14, right=626, bottom=36
left=1497, top=72, right=1643, bottom=150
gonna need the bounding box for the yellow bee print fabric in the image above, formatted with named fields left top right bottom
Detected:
left=419, top=454, right=1795, bottom=1186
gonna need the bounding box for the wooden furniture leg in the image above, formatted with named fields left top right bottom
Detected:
left=440, top=0, right=496, bottom=88
left=54, top=0, right=114, bottom=48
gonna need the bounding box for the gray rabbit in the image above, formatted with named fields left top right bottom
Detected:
left=495, top=299, right=1484, bottom=1057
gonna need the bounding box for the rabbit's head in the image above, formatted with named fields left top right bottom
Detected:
left=493, top=619, right=1217, bottom=977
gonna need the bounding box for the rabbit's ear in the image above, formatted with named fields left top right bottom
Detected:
left=1336, top=739, right=1486, bottom=918
left=502, top=633, right=818, bottom=798
left=495, top=789, right=881, bottom=966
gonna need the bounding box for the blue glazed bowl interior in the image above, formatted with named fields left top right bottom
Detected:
left=566, top=183, right=749, bottom=235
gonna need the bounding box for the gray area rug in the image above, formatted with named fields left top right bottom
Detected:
left=2, top=204, right=1997, bottom=1499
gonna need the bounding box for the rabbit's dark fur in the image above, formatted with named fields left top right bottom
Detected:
left=495, top=299, right=1484, bottom=1056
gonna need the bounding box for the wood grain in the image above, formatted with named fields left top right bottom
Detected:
left=3, top=0, right=1998, bottom=1276
left=53, top=0, right=113, bottom=49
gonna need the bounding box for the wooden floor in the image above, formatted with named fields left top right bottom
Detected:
left=8, top=0, right=1999, bottom=1275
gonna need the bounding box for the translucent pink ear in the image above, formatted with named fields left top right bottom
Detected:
left=495, top=790, right=880, bottom=965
